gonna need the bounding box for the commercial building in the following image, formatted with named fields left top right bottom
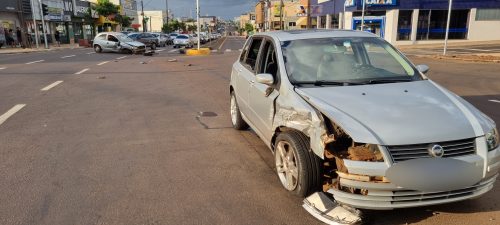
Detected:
left=137, top=10, right=165, bottom=32
left=255, top=0, right=317, bottom=32
left=316, top=0, right=500, bottom=45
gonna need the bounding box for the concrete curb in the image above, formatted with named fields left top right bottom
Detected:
left=186, top=48, right=211, bottom=56
left=410, top=54, right=500, bottom=63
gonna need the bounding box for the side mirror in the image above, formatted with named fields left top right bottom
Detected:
left=255, top=73, right=274, bottom=85
left=416, top=64, right=430, bottom=74
left=117, top=41, right=120, bottom=46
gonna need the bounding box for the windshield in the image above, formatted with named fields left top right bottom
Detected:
left=177, top=35, right=188, bottom=39
left=116, top=34, right=134, bottom=42
left=281, top=37, right=421, bottom=84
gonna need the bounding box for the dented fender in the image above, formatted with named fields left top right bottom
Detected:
left=272, top=87, right=329, bottom=159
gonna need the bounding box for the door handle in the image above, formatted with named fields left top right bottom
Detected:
left=250, top=80, right=255, bottom=84
left=237, top=69, right=242, bottom=72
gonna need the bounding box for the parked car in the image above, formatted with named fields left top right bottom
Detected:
left=173, top=34, right=194, bottom=48
left=93, top=32, right=146, bottom=54
left=127, top=32, right=159, bottom=50
left=150, top=32, right=168, bottom=47
left=230, top=30, right=499, bottom=222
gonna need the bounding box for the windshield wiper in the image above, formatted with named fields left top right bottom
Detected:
left=365, top=78, right=413, bottom=84
left=294, top=80, right=358, bottom=86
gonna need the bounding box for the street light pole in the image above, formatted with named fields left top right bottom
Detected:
left=196, top=0, right=200, bottom=50
left=307, top=0, right=311, bottom=29
left=141, top=0, right=145, bottom=32
left=165, top=0, right=169, bottom=28
left=30, top=0, right=40, bottom=48
left=38, top=0, right=48, bottom=49
left=443, top=0, right=453, bottom=55
left=343, top=1, right=346, bottom=29
left=361, top=0, right=366, bottom=31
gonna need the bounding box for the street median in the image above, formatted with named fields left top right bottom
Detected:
left=186, top=48, right=211, bottom=56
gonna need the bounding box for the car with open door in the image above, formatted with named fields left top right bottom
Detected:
left=93, top=32, right=146, bottom=54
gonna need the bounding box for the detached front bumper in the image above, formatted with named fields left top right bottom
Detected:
left=328, top=139, right=500, bottom=210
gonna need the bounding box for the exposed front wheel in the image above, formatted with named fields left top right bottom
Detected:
left=274, top=131, right=322, bottom=197
left=94, top=45, right=102, bottom=53
left=151, top=43, right=156, bottom=50
left=230, top=92, right=249, bottom=130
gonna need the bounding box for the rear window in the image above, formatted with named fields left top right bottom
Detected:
left=128, top=33, right=138, bottom=38
left=177, top=35, right=188, bottom=39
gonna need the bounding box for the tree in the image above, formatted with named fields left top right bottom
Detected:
left=244, top=23, right=254, bottom=34
left=92, top=0, right=119, bottom=17
left=187, top=24, right=197, bottom=32
left=162, top=19, right=183, bottom=33
left=115, top=15, right=134, bottom=28
left=83, top=8, right=96, bottom=38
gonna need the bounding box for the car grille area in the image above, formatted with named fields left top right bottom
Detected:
left=386, top=138, right=476, bottom=163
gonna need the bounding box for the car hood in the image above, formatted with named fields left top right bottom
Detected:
left=295, top=80, right=492, bottom=145
left=123, top=41, right=145, bottom=47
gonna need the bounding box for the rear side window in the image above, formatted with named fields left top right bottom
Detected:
left=243, top=38, right=263, bottom=72
left=177, top=36, right=188, bottom=39
left=128, top=34, right=138, bottom=38
left=96, top=34, right=106, bottom=40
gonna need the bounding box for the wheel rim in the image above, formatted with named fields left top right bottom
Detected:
left=230, top=95, right=237, bottom=125
left=275, top=141, right=299, bottom=191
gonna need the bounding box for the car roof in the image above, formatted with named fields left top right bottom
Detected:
left=97, top=32, right=124, bottom=35
left=254, top=29, right=378, bottom=41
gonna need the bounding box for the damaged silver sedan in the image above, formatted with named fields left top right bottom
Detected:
left=229, top=30, right=499, bottom=223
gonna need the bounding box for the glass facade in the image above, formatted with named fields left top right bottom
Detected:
left=397, top=10, right=413, bottom=40
left=417, top=9, right=469, bottom=40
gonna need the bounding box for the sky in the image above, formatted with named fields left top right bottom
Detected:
left=141, top=0, right=259, bottom=19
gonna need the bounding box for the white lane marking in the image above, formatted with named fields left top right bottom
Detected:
left=489, top=100, right=500, bottom=104
left=218, top=37, right=227, bottom=50
left=25, top=60, right=44, bottom=64
left=0, top=104, right=26, bottom=126
left=75, top=68, right=90, bottom=75
left=41, top=81, right=63, bottom=91
left=466, top=48, right=493, bottom=52
left=0, top=67, right=6, bottom=70
left=238, top=49, right=243, bottom=52
left=86, top=52, right=95, bottom=55
left=156, top=49, right=165, bottom=52
left=97, top=61, right=109, bottom=66
left=116, top=56, right=127, bottom=60
left=168, top=49, right=178, bottom=53
left=225, top=49, right=232, bottom=52
left=61, top=55, right=76, bottom=59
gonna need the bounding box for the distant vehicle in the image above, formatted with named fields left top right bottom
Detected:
left=127, top=32, right=159, bottom=50
left=173, top=34, right=194, bottom=48
left=93, top=32, right=146, bottom=54
left=169, top=33, right=179, bottom=41
left=150, top=32, right=168, bottom=47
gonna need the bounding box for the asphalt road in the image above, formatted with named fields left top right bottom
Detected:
left=0, top=37, right=499, bottom=225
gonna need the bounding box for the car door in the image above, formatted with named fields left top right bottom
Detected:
left=247, top=38, right=280, bottom=139
left=232, top=37, right=263, bottom=121
left=106, top=34, right=119, bottom=51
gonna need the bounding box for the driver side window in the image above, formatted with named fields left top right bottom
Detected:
left=107, top=35, right=118, bottom=42
left=258, top=40, right=278, bottom=81
left=243, top=38, right=263, bottom=72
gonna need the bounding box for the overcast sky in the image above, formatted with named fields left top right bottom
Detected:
left=141, top=0, right=258, bottom=19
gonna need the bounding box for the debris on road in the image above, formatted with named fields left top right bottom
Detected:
left=140, top=61, right=147, bottom=64
left=143, top=51, right=155, bottom=56
left=168, top=58, right=178, bottom=62
left=185, top=63, right=192, bottom=67
left=198, top=111, right=218, bottom=117
left=98, top=76, right=106, bottom=79
left=303, top=192, right=363, bottom=225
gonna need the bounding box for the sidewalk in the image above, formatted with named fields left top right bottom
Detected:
left=0, top=44, right=88, bottom=54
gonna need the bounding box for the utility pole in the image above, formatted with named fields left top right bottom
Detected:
left=38, top=0, right=48, bottom=49
left=165, top=0, right=169, bottom=29
left=443, top=0, right=453, bottom=55
left=306, top=0, right=311, bottom=29
left=196, top=0, right=200, bottom=50
left=141, top=0, right=145, bottom=32
left=16, top=0, right=28, bottom=48
left=279, top=0, right=284, bottom=30
left=30, top=0, right=40, bottom=48
left=361, top=0, right=366, bottom=31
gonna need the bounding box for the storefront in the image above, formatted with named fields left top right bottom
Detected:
left=316, top=0, right=500, bottom=45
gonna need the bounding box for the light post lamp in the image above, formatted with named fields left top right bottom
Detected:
left=443, top=0, right=453, bottom=55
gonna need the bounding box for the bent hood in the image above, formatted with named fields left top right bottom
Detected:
left=296, top=80, right=489, bottom=145
left=123, top=41, right=145, bottom=47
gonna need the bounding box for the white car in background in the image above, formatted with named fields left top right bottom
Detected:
left=173, top=34, right=194, bottom=48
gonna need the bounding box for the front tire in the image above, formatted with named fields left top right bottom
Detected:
left=94, top=45, right=102, bottom=53
left=151, top=43, right=156, bottom=50
left=230, top=92, right=249, bottom=130
left=274, top=131, right=322, bottom=197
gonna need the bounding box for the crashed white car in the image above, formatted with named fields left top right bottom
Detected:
left=229, top=30, right=499, bottom=223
